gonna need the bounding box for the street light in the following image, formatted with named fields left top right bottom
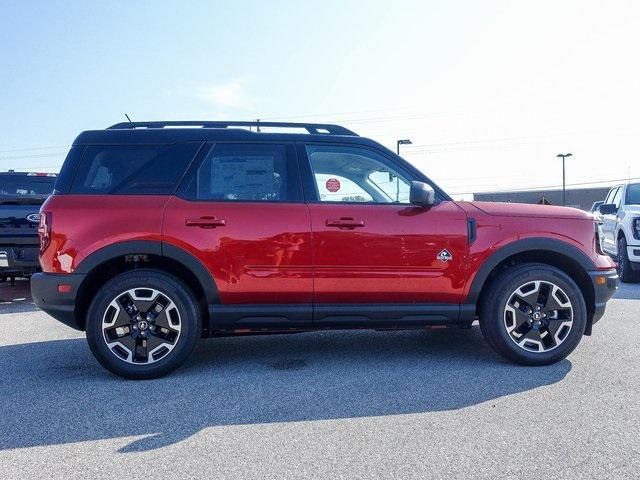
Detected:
left=556, top=153, right=572, bottom=206
left=397, top=139, right=412, bottom=155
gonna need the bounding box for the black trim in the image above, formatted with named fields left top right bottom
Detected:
left=207, top=303, right=465, bottom=329
left=209, top=304, right=313, bottom=327
left=74, top=240, right=162, bottom=273
left=74, top=240, right=220, bottom=305
left=466, top=238, right=597, bottom=304
left=31, top=272, right=86, bottom=330
left=313, top=304, right=462, bottom=326
left=587, top=268, right=618, bottom=332
left=467, top=218, right=477, bottom=244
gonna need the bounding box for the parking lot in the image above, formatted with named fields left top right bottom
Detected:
left=0, top=279, right=638, bottom=479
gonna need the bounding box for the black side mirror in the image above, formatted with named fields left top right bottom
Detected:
left=410, top=181, right=436, bottom=206
left=598, top=203, right=618, bottom=215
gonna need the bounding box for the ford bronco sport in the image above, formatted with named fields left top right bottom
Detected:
left=31, top=121, right=618, bottom=379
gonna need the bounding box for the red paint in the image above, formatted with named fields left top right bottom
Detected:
left=39, top=194, right=615, bottom=305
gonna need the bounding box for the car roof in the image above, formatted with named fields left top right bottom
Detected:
left=73, top=121, right=383, bottom=149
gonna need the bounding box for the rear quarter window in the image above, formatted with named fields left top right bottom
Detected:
left=69, top=143, right=201, bottom=195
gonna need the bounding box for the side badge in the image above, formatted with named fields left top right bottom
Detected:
left=437, top=249, right=453, bottom=262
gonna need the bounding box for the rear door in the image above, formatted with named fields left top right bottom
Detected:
left=297, top=143, right=468, bottom=323
left=163, top=142, right=313, bottom=327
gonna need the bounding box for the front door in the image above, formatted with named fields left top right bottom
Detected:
left=163, top=142, right=313, bottom=326
left=298, top=143, right=468, bottom=321
left=601, top=186, right=621, bottom=253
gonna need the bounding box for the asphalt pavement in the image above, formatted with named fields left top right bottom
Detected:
left=0, top=279, right=638, bottom=479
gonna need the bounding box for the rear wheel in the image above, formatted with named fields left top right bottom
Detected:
left=480, top=263, right=587, bottom=365
left=86, top=269, right=201, bottom=379
left=617, top=236, right=640, bottom=283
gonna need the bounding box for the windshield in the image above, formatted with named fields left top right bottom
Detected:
left=0, top=175, right=55, bottom=197
left=627, top=183, right=640, bottom=205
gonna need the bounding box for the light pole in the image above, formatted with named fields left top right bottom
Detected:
left=556, top=153, right=572, bottom=206
left=397, top=139, right=412, bottom=155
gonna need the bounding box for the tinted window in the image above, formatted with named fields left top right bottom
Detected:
left=54, top=146, right=84, bottom=194
left=626, top=183, right=640, bottom=205
left=70, top=143, right=200, bottom=194
left=187, top=143, right=300, bottom=202
left=0, top=174, right=55, bottom=197
left=305, top=145, right=412, bottom=203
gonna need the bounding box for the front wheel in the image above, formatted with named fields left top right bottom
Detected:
left=617, top=236, right=640, bottom=283
left=86, top=269, right=201, bottom=379
left=479, top=263, right=587, bottom=366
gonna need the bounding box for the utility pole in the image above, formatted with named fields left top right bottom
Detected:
left=556, top=153, right=572, bottom=206
left=396, top=139, right=412, bottom=155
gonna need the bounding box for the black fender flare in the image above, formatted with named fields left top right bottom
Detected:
left=465, top=237, right=597, bottom=304
left=75, top=240, right=219, bottom=304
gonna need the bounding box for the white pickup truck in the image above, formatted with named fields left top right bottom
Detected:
left=597, top=182, right=640, bottom=282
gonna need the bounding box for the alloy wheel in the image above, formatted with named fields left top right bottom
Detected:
left=503, top=280, right=573, bottom=353
left=101, top=287, right=182, bottom=364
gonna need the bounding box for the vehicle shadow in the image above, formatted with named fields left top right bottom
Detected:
left=612, top=282, right=640, bottom=300
left=0, top=278, right=38, bottom=314
left=0, top=328, right=571, bottom=453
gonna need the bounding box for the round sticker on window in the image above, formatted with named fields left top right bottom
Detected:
left=326, top=178, right=341, bottom=192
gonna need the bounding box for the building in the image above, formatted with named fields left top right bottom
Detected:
left=473, top=186, right=610, bottom=211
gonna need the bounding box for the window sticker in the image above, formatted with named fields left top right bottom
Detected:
left=325, top=178, right=341, bottom=193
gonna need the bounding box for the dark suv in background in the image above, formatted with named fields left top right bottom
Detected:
left=0, top=171, right=56, bottom=280
left=31, top=121, right=617, bottom=379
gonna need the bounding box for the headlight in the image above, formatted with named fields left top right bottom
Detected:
left=633, top=218, right=640, bottom=240
left=595, top=221, right=605, bottom=254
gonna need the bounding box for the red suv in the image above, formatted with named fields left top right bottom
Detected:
left=31, top=121, right=618, bottom=379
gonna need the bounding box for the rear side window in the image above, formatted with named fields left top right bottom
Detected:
left=69, top=143, right=201, bottom=195
left=0, top=175, right=55, bottom=197
left=183, top=143, right=301, bottom=202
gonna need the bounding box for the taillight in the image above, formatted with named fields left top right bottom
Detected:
left=38, top=212, right=52, bottom=254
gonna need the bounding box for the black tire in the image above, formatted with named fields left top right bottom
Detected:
left=86, top=269, right=201, bottom=379
left=617, top=236, right=640, bottom=283
left=479, top=263, right=587, bottom=366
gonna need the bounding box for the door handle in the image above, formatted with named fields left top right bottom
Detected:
left=185, top=216, right=226, bottom=228
left=326, top=217, right=365, bottom=229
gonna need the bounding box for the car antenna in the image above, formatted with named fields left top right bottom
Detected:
left=124, top=113, right=133, bottom=125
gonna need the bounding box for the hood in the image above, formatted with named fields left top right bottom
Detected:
left=469, top=201, right=593, bottom=220
left=623, top=204, right=640, bottom=215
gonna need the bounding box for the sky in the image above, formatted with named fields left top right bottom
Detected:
left=1, top=0, right=640, bottom=199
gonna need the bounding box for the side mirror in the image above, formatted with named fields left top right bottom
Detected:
left=410, top=181, right=436, bottom=206
left=598, top=203, right=618, bottom=215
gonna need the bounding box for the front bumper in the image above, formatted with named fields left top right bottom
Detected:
left=586, top=268, right=618, bottom=333
left=30, top=272, right=86, bottom=330
left=627, top=244, right=640, bottom=270
left=0, top=245, right=39, bottom=276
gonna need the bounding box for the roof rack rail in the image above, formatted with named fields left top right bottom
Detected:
left=107, top=120, right=358, bottom=136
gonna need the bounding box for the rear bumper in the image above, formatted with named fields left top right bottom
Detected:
left=0, top=245, right=39, bottom=275
left=30, top=272, right=85, bottom=331
left=587, top=268, right=618, bottom=331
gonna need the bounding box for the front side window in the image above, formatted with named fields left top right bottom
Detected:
left=70, top=143, right=200, bottom=195
left=626, top=183, right=640, bottom=205
left=305, top=145, right=412, bottom=203
left=188, top=143, right=300, bottom=202
left=612, top=187, right=623, bottom=208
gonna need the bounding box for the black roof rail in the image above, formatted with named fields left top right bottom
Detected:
left=107, top=120, right=358, bottom=136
